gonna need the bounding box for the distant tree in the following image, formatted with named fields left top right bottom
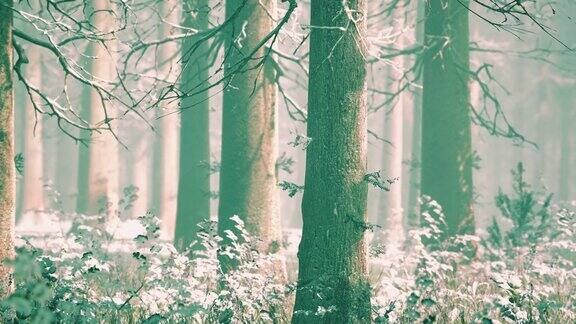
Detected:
left=557, top=91, right=570, bottom=202
left=420, top=0, right=474, bottom=236
left=77, top=0, right=119, bottom=216
left=217, top=0, right=281, bottom=267
left=553, top=1, right=575, bottom=203
left=383, top=3, right=408, bottom=247
left=407, top=0, right=425, bottom=229
left=21, top=49, right=44, bottom=216
left=128, top=130, right=151, bottom=218
left=292, top=0, right=371, bottom=321
left=151, top=0, right=180, bottom=240
left=174, top=0, right=212, bottom=250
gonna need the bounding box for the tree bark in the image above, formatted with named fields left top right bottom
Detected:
left=421, top=0, right=474, bottom=236
left=174, top=0, right=211, bottom=250
left=292, top=0, right=370, bottom=322
left=217, top=0, right=280, bottom=264
left=76, top=0, right=119, bottom=216
left=0, top=0, right=15, bottom=295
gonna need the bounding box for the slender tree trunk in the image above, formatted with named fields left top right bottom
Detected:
left=130, top=132, right=150, bottom=217
left=406, top=0, right=424, bottom=228
left=76, top=0, right=118, bottom=216
left=0, top=0, right=15, bottom=294
left=292, top=0, right=370, bottom=322
left=174, top=0, right=211, bottom=250
left=558, top=89, right=570, bottom=203
left=531, top=78, right=547, bottom=187
left=152, top=0, right=180, bottom=240
left=21, top=49, right=44, bottom=215
left=384, top=7, right=407, bottom=247
left=421, top=0, right=474, bottom=236
left=217, top=0, right=280, bottom=263
left=55, top=132, right=77, bottom=213
left=386, top=100, right=404, bottom=246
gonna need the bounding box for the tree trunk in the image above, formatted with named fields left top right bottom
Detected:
left=55, top=131, right=78, bottom=213
left=0, top=0, right=15, bottom=295
left=152, top=0, right=180, bottom=241
left=217, top=0, right=280, bottom=264
left=174, top=0, right=211, bottom=250
left=21, top=49, right=44, bottom=215
left=76, top=0, right=118, bottom=216
left=406, top=0, right=424, bottom=229
left=130, top=130, right=150, bottom=218
left=420, top=0, right=474, bottom=236
left=558, top=92, right=570, bottom=203
left=384, top=8, right=407, bottom=247
left=292, top=0, right=370, bottom=322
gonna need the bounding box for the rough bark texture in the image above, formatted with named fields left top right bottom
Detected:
left=217, top=0, right=279, bottom=262
left=0, top=0, right=15, bottom=295
left=421, top=0, right=474, bottom=236
left=152, top=0, right=180, bottom=241
left=77, top=0, right=118, bottom=216
left=292, top=0, right=370, bottom=322
left=174, top=0, right=211, bottom=250
left=21, top=49, right=44, bottom=213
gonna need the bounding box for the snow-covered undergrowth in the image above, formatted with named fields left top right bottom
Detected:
left=2, top=169, right=575, bottom=323
left=370, top=195, right=576, bottom=323
left=4, top=214, right=290, bottom=322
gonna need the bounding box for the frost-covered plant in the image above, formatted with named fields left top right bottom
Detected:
left=486, top=163, right=575, bottom=272
left=371, top=193, right=576, bottom=323
left=4, top=171, right=576, bottom=323
left=1, top=213, right=290, bottom=323
left=491, top=162, right=554, bottom=248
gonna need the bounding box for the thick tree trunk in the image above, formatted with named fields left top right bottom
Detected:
left=21, top=49, right=44, bottom=215
left=217, top=0, right=280, bottom=263
left=151, top=0, right=180, bottom=241
left=292, top=0, right=370, bottom=322
left=174, top=0, right=211, bottom=250
left=77, top=0, right=118, bottom=216
left=0, top=0, right=15, bottom=295
left=421, top=0, right=474, bottom=236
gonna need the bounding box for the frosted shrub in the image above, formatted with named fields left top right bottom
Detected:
left=3, top=167, right=575, bottom=323
left=1, top=213, right=290, bottom=323
left=371, top=168, right=576, bottom=323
